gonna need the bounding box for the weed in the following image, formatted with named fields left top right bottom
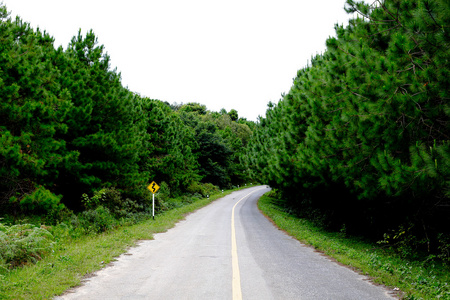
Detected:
left=0, top=223, right=54, bottom=273
left=79, top=206, right=117, bottom=233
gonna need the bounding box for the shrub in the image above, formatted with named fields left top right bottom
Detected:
left=45, top=207, right=75, bottom=226
left=0, top=223, right=54, bottom=273
left=79, top=206, right=117, bottom=233
left=81, top=189, right=106, bottom=210
left=11, top=186, right=65, bottom=215
left=186, top=182, right=218, bottom=197
left=157, top=181, right=170, bottom=202
left=202, top=183, right=219, bottom=196
left=81, top=188, right=146, bottom=217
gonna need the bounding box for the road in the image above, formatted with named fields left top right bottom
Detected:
left=57, top=186, right=396, bottom=300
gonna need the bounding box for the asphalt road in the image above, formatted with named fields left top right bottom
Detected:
left=57, top=186, right=396, bottom=300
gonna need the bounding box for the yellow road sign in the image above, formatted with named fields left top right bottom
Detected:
left=147, top=181, right=160, bottom=194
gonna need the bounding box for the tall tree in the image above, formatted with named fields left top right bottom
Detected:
left=0, top=9, right=75, bottom=213
left=245, top=0, right=450, bottom=244
left=53, top=30, right=147, bottom=207
left=140, top=99, right=200, bottom=195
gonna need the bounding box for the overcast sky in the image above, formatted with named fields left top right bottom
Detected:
left=3, top=0, right=356, bottom=121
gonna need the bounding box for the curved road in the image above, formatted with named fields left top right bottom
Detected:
left=58, top=186, right=395, bottom=299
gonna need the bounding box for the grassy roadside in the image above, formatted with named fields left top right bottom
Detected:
left=0, top=188, right=242, bottom=300
left=258, top=194, right=450, bottom=300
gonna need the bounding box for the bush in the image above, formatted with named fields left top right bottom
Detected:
left=186, top=182, right=218, bottom=197
left=11, top=186, right=65, bottom=215
left=45, top=207, right=75, bottom=226
left=0, top=223, right=54, bottom=273
left=157, top=181, right=170, bottom=202
left=81, top=188, right=146, bottom=217
left=48, top=222, right=71, bottom=241
left=202, top=183, right=219, bottom=196
left=81, top=189, right=106, bottom=210
left=79, top=206, right=117, bottom=233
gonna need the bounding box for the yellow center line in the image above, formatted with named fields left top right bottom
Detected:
left=231, top=188, right=266, bottom=300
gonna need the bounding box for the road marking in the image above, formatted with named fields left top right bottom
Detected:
left=231, top=188, right=266, bottom=300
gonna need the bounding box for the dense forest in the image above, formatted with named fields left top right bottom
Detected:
left=244, top=0, right=450, bottom=259
left=0, top=3, right=254, bottom=221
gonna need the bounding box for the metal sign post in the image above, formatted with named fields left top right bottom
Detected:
left=152, top=193, right=155, bottom=220
left=147, top=181, right=160, bottom=220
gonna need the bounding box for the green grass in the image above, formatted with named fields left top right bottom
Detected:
left=0, top=188, right=240, bottom=300
left=258, top=194, right=450, bottom=300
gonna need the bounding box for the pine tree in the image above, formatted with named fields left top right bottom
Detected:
left=245, top=0, right=450, bottom=243
left=0, top=9, right=75, bottom=213
left=52, top=30, right=147, bottom=207
left=140, top=99, right=200, bottom=195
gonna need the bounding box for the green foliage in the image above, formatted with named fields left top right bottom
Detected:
left=14, top=185, right=64, bottom=214
left=177, top=108, right=252, bottom=188
left=0, top=223, right=54, bottom=273
left=178, top=102, right=207, bottom=115
left=81, top=189, right=106, bottom=210
left=244, top=0, right=450, bottom=257
left=141, top=99, right=200, bottom=193
left=194, top=120, right=233, bottom=187
left=54, top=29, right=149, bottom=205
left=0, top=11, right=77, bottom=213
left=157, top=181, right=171, bottom=201
left=377, top=224, right=431, bottom=260
left=0, top=2, right=255, bottom=220
left=81, top=188, right=147, bottom=218
left=228, top=109, right=238, bottom=121
left=186, top=182, right=219, bottom=197
left=79, top=206, right=117, bottom=233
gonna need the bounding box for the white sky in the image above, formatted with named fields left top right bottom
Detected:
left=3, top=0, right=356, bottom=121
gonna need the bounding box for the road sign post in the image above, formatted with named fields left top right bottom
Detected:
left=147, top=181, right=160, bottom=220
